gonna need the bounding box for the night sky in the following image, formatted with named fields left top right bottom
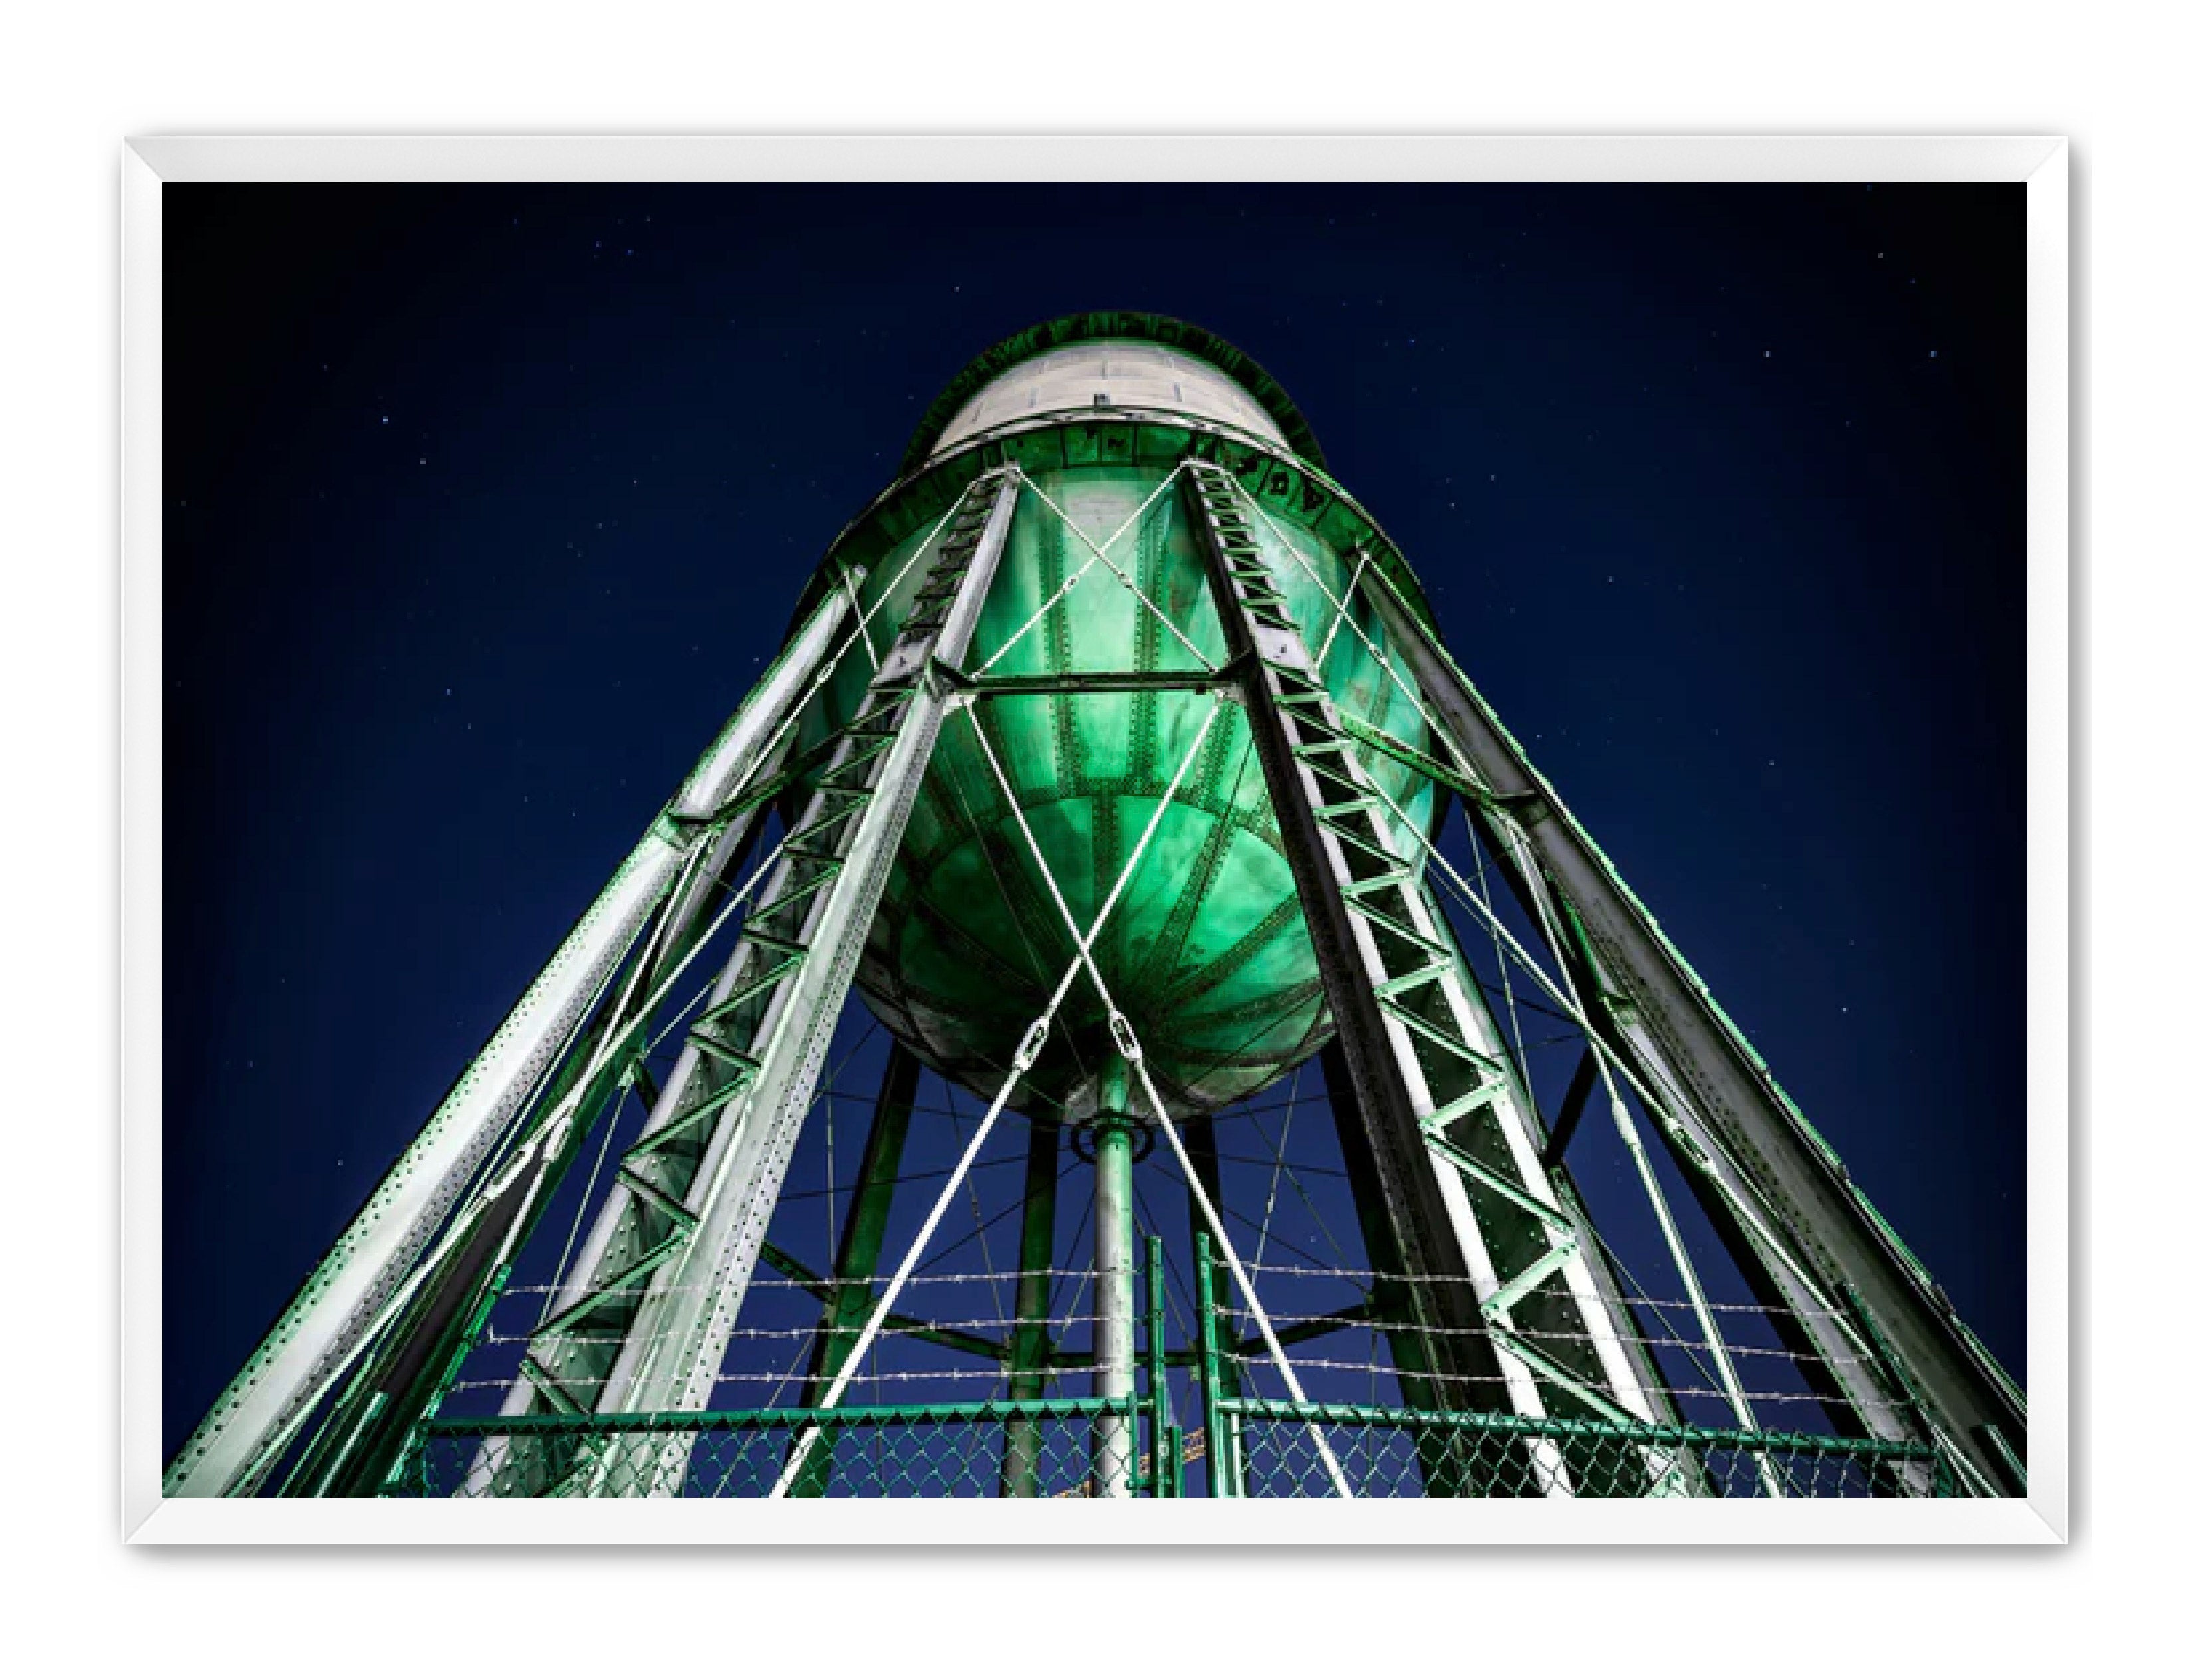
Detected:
left=163, top=183, right=2027, bottom=1455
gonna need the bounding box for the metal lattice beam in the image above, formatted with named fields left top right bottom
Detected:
left=1361, top=562, right=2024, bottom=1484
left=481, top=466, right=1022, bottom=1495
left=164, top=584, right=863, bottom=1498
left=1182, top=459, right=1667, bottom=1493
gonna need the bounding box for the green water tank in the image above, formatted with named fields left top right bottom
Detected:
left=790, top=314, right=1441, bottom=1120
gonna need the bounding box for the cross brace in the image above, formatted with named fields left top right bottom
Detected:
left=1182, top=460, right=1663, bottom=1490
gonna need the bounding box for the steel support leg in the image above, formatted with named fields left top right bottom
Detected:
left=298, top=812, right=779, bottom=1497
left=1090, top=1059, right=1138, bottom=1499
left=491, top=468, right=1020, bottom=1496
left=165, top=584, right=860, bottom=1497
left=1181, top=1120, right=1245, bottom=1491
left=1362, top=560, right=2013, bottom=1474
left=786, top=1040, right=922, bottom=1496
left=1194, top=1231, right=1241, bottom=1497
left=1182, top=461, right=1657, bottom=1494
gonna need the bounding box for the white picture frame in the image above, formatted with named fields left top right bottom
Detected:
left=120, top=134, right=2069, bottom=1546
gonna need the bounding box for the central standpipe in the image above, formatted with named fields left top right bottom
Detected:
left=1089, top=1056, right=1140, bottom=1498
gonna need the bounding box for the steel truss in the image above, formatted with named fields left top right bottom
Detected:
left=165, top=581, right=868, bottom=1498
left=1180, top=461, right=1668, bottom=1494
left=1347, top=562, right=2027, bottom=1489
left=478, top=467, right=1023, bottom=1495
left=172, top=412, right=2023, bottom=1501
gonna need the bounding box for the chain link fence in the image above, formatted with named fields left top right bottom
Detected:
left=376, top=1234, right=1958, bottom=1499
left=1214, top=1398, right=1954, bottom=1498
left=395, top=1396, right=1154, bottom=1499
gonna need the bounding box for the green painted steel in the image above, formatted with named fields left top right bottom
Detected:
left=1183, top=458, right=1663, bottom=1500
left=1194, top=1231, right=1239, bottom=1499
left=1001, top=1118, right=1061, bottom=1497
left=795, top=457, right=1438, bottom=1121
left=404, top=1395, right=1153, bottom=1500
left=188, top=314, right=2023, bottom=1504
left=394, top=1391, right=1942, bottom=1501
left=1144, top=1234, right=1168, bottom=1498
left=787, top=1040, right=922, bottom=1496
left=1212, top=1397, right=1955, bottom=1500
left=485, top=471, right=1021, bottom=1495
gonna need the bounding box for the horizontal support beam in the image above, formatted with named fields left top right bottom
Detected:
left=932, top=655, right=1251, bottom=699
left=759, top=1241, right=1009, bottom=1362
left=1229, top=1300, right=1382, bottom=1362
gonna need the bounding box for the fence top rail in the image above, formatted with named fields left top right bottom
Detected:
left=1210, top=1397, right=1938, bottom=1463
left=422, top=1394, right=1144, bottom=1438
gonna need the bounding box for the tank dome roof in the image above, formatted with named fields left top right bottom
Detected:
left=902, top=312, right=1327, bottom=474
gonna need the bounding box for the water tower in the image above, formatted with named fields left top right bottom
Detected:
left=166, top=313, right=2028, bottom=1500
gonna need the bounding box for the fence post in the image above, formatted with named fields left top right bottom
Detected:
left=1195, top=1231, right=1238, bottom=1497
left=1145, top=1233, right=1167, bottom=1499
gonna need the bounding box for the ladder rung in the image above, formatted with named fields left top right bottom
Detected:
left=1370, top=954, right=1456, bottom=999
left=701, top=953, right=804, bottom=1022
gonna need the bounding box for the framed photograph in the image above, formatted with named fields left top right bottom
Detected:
left=122, top=135, right=2068, bottom=1544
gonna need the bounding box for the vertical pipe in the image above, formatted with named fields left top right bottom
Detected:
left=1144, top=1233, right=1166, bottom=1497
left=1001, top=1113, right=1061, bottom=1497
left=1182, top=1119, right=1245, bottom=1491
left=787, top=1040, right=922, bottom=1495
left=1195, top=1231, right=1237, bottom=1497
left=1091, top=1058, right=1137, bottom=1498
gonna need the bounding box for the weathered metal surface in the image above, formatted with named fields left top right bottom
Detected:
left=477, top=472, right=1019, bottom=1493
left=1364, top=566, right=2025, bottom=1480
left=903, top=312, right=1327, bottom=471
left=174, top=312, right=2021, bottom=1502
left=803, top=457, right=1438, bottom=1122
left=928, top=336, right=1293, bottom=460
left=1183, top=459, right=1660, bottom=1493
left=164, top=587, right=858, bottom=1498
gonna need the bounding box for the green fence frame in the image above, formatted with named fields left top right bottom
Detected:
left=396, top=1235, right=1184, bottom=1499
left=398, top=1394, right=1160, bottom=1498
left=1210, top=1396, right=1956, bottom=1498
left=387, top=1227, right=1946, bottom=1497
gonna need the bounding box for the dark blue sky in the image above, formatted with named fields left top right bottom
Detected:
left=163, top=182, right=2026, bottom=1454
